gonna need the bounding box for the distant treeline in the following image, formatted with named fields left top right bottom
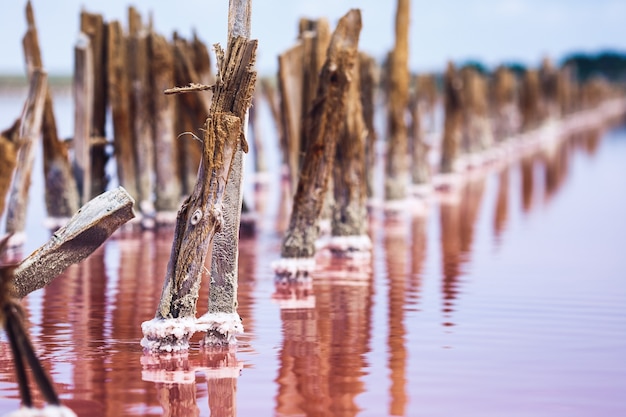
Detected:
left=457, top=51, right=626, bottom=84
left=561, top=51, right=626, bottom=83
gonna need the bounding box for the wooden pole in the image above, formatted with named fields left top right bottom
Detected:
left=384, top=0, right=411, bottom=201
left=4, top=70, right=48, bottom=245
left=80, top=10, right=109, bottom=197
left=143, top=36, right=257, bottom=352
left=128, top=13, right=155, bottom=221
left=205, top=0, right=254, bottom=345
left=439, top=62, right=463, bottom=174
left=73, top=33, right=94, bottom=204
left=331, top=57, right=368, bottom=239
left=150, top=32, right=182, bottom=215
left=107, top=20, right=139, bottom=202
left=279, top=9, right=363, bottom=260
left=13, top=187, right=135, bottom=299
left=409, top=85, right=430, bottom=185
left=358, top=52, right=378, bottom=199
left=23, top=0, right=79, bottom=222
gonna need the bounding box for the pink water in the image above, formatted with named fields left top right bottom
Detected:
left=1, top=113, right=626, bottom=415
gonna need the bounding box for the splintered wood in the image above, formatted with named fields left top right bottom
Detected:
left=143, top=36, right=257, bottom=352
left=279, top=9, right=363, bottom=263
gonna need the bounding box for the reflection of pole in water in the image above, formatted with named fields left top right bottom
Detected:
left=521, top=157, right=535, bottom=214
left=409, top=214, right=427, bottom=308
left=383, top=215, right=408, bottom=416
left=493, top=169, right=510, bottom=245
left=439, top=179, right=485, bottom=325
left=317, top=257, right=373, bottom=417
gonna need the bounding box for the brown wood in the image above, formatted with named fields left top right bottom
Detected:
left=440, top=62, right=463, bottom=174
left=73, top=33, right=94, bottom=204
left=14, top=187, right=135, bottom=299
left=384, top=0, right=411, bottom=200
left=128, top=24, right=155, bottom=214
left=0, top=121, right=20, bottom=220
left=280, top=9, right=363, bottom=259
left=277, top=44, right=304, bottom=194
left=107, top=20, right=139, bottom=202
left=491, top=66, right=518, bottom=141
left=408, top=85, right=430, bottom=185
left=5, top=70, right=48, bottom=239
left=153, top=36, right=257, bottom=321
left=150, top=32, right=182, bottom=212
left=23, top=1, right=79, bottom=219
left=332, top=56, right=367, bottom=237
left=80, top=10, right=109, bottom=197
left=460, top=67, right=492, bottom=154
left=358, top=52, right=378, bottom=198
left=520, top=69, right=542, bottom=131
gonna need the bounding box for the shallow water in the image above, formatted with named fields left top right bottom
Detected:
left=1, top=91, right=626, bottom=416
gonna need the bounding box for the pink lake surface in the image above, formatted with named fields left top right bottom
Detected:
left=0, top=89, right=625, bottom=416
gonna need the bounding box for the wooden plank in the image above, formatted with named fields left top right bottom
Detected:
left=14, top=187, right=135, bottom=298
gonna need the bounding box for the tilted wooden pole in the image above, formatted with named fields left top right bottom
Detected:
left=13, top=187, right=135, bottom=299
left=4, top=70, right=47, bottom=245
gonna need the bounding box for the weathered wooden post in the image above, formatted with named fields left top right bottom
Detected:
left=150, top=32, right=182, bottom=221
left=141, top=32, right=257, bottom=352
left=273, top=9, right=363, bottom=280
left=358, top=52, right=379, bottom=200
left=128, top=8, right=156, bottom=225
left=491, top=65, right=518, bottom=141
left=73, top=33, right=94, bottom=205
left=205, top=0, right=255, bottom=347
left=520, top=69, right=542, bottom=132
left=4, top=70, right=47, bottom=246
left=80, top=10, right=109, bottom=198
left=107, top=20, right=139, bottom=203
left=408, top=81, right=430, bottom=189
left=328, top=55, right=371, bottom=255
left=439, top=62, right=463, bottom=176
left=385, top=0, right=411, bottom=202
left=23, top=0, right=79, bottom=226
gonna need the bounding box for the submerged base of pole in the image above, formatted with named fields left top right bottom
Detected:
left=272, top=257, right=316, bottom=283
left=198, top=312, right=244, bottom=348
left=141, top=314, right=244, bottom=352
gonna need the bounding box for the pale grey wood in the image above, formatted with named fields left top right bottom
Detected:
left=14, top=187, right=135, bottom=299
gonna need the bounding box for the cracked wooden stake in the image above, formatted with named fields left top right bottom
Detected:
left=280, top=9, right=363, bottom=262
left=4, top=69, right=47, bottom=246
left=13, top=187, right=135, bottom=299
left=205, top=0, right=254, bottom=347
left=142, top=36, right=257, bottom=352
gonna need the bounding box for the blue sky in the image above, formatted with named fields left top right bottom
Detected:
left=0, top=0, right=625, bottom=75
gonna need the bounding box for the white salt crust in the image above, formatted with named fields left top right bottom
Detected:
left=3, top=405, right=77, bottom=417
left=140, top=313, right=243, bottom=352
left=271, top=257, right=316, bottom=281
left=324, top=235, right=372, bottom=258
